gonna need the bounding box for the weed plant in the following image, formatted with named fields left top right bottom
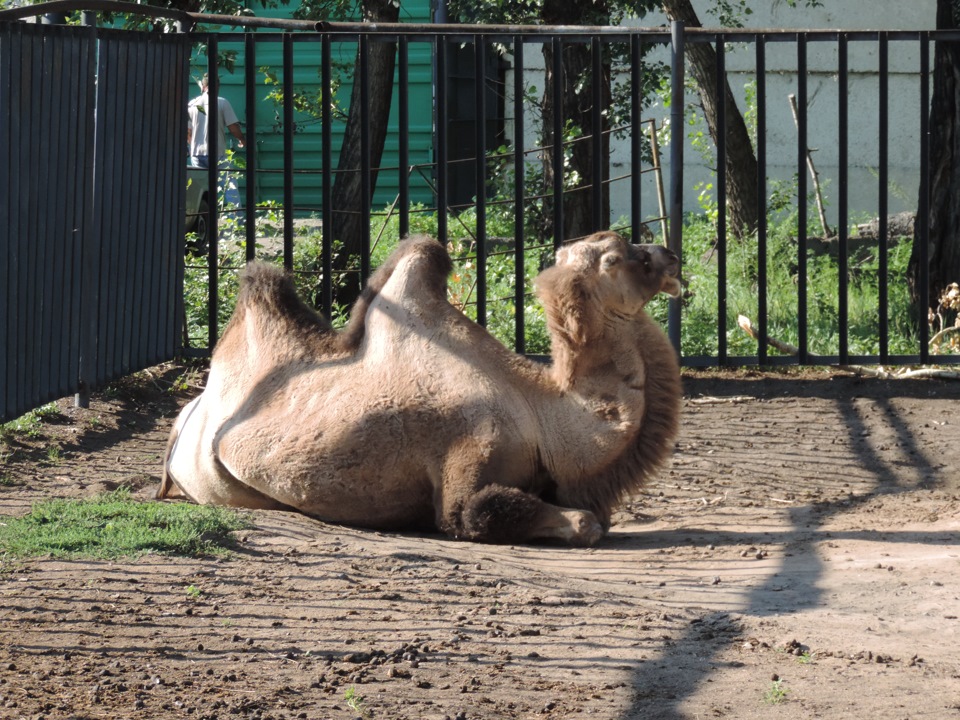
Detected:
left=1, top=402, right=62, bottom=440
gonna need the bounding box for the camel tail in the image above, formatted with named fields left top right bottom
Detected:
left=156, top=424, right=182, bottom=500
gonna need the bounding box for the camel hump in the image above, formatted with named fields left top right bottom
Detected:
left=368, top=235, right=452, bottom=300
left=237, top=261, right=333, bottom=334
left=339, top=235, right=452, bottom=350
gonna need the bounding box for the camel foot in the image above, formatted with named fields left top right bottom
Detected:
left=556, top=509, right=604, bottom=546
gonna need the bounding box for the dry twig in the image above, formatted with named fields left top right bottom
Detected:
left=736, top=314, right=960, bottom=381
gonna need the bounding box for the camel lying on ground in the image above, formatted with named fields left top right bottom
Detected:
left=159, top=231, right=682, bottom=546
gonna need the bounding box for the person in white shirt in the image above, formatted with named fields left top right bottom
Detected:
left=187, top=73, right=246, bottom=214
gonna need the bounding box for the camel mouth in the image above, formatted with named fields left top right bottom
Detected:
left=660, top=276, right=683, bottom=298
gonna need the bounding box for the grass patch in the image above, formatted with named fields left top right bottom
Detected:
left=0, top=489, right=252, bottom=560
left=1, top=402, right=61, bottom=440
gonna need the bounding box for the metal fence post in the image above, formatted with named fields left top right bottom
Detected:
left=668, top=20, right=685, bottom=356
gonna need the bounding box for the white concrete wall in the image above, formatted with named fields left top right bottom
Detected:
left=505, top=0, right=938, bottom=235
left=622, top=0, right=938, bottom=229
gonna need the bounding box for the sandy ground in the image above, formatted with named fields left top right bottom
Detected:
left=1, top=363, right=958, bottom=720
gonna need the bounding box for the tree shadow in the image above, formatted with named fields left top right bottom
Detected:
left=622, top=377, right=957, bottom=719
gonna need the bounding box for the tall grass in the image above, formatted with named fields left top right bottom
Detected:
left=679, top=213, right=921, bottom=359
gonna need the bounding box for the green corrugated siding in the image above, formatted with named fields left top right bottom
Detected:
left=192, top=0, right=434, bottom=211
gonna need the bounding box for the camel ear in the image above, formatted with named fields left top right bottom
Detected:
left=600, top=250, right=622, bottom=272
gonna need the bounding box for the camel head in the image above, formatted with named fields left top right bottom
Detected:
left=555, top=230, right=681, bottom=307
left=535, top=231, right=681, bottom=353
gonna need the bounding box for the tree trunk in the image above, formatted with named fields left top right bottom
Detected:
left=910, top=0, right=960, bottom=316
left=329, top=0, right=399, bottom=307
left=541, top=0, right=611, bottom=244
left=660, top=0, right=759, bottom=239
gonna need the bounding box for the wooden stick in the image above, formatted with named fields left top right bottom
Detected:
left=737, top=314, right=800, bottom=356
left=788, top=93, right=832, bottom=238
left=839, top=365, right=960, bottom=380
left=930, top=325, right=960, bottom=350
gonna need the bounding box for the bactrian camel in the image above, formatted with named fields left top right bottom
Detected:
left=159, top=231, right=682, bottom=546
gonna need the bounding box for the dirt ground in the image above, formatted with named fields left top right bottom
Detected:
left=1, top=362, right=958, bottom=720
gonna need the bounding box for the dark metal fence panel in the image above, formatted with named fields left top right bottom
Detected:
left=0, top=21, right=189, bottom=423
left=0, top=22, right=94, bottom=422
left=678, top=27, right=958, bottom=369
left=84, top=30, right=190, bottom=391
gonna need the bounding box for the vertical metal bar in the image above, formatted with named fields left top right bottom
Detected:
left=98, top=36, right=119, bottom=386
left=135, top=40, right=156, bottom=367
left=245, top=33, right=257, bottom=262
left=282, top=33, right=294, bottom=270
left=716, top=34, right=728, bottom=365
left=125, top=38, right=148, bottom=372
left=28, top=25, right=47, bottom=407
left=0, top=26, right=13, bottom=416
left=756, top=36, right=768, bottom=365
left=63, top=28, right=84, bottom=383
left=796, top=34, right=809, bottom=363
left=12, top=25, right=28, bottom=410
left=74, top=28, right=96, bottom=376
left=878, top=32, right=889, bottom=363
left=321, top=35, right=333, bottom=314
left=630, top=34, right=642, bottom=242
left=164, top=38, right=189, bottom=361
left=591, top=35, right=603, bottom=232
left=474, top=35, right=487, bottom=326
left=359, top=34, right=371, bottom=285
left=668, top=21, right=684, bottom=354
left=838, top=33, right=849, bottom=363
left=47, top=29, right=67, bottom=393
left=436, top=36, right=448, bottom=243
left=513, top=34, right=526, bottom=354
left=39, top=32, right=58, bottom=390
left=78, top=25, right=98, bottom=405
left=398, top=36, right=410, bottom=239
left=141, top=40, right=159, bottom=365
left=551, top=36, right=563, bottom=247
left=206, top=38, right=220, bottom=350
left=918, top=32, right=930, bottom=363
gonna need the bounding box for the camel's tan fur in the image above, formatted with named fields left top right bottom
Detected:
left=160, top=231, right=682, bottom=545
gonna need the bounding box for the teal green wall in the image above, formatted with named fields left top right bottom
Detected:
left=192, top=0, right=435, bottom=213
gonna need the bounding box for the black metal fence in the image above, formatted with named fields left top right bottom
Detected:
left=3, top=7, right=959, bottom=421
left=184, top=21, right=958, bottom=371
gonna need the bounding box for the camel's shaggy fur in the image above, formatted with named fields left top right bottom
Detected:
left=160, top=231, right=682, bottom=545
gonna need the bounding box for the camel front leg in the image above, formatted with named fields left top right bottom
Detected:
left=436, top=437, right=604, bottom=546
left=459, top=485, right=604, bottom=546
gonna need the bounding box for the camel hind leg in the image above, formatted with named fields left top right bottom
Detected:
left=460, top=485, right=604, bottom=547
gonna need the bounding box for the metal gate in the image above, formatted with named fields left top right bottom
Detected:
left=0, top=21, right=190, bottom=422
